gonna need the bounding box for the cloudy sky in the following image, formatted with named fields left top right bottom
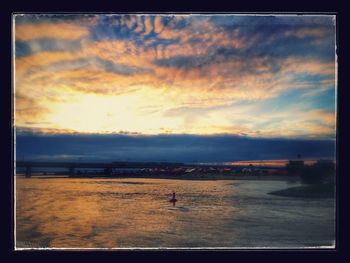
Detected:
left=14, top=14, right=336, bottom=162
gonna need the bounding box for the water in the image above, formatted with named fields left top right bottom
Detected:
left=15, top=177, right=335, bottom=249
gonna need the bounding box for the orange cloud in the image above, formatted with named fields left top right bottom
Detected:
left=124, top=15, right=138, bottom=30
left=153, top=16, right=164, bottom=34
left=133, top=16, right=144, bottom=33
left=284, top=27, right=333, bottom=38
left=143, top=16, right=153, bottom=35
left=15, top=50, right=85, bottom=78
left=281, top=57, right=335, bottom=77
left=308, top=109, right=336, bottom=126
left=83, top=40, right=157, bottom=68
left=15, top=22, right=90, bottom=41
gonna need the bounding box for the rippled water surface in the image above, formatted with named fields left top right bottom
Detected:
left=15, top=177, right=335, bottom=249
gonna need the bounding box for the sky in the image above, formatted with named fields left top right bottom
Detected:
left=14, top=14, right=337, bottom=162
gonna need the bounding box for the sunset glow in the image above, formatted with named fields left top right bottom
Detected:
left=15, top=14, right=336, bottom=138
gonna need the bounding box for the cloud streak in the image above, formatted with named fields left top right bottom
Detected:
left=16, top=133, right=336, bottom=163
left=15, top=22, right=90, bottom=41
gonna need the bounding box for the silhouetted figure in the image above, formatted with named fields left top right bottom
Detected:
left=170, top=192, right=177, bottom=206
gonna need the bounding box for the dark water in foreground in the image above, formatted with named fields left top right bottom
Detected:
left=15, top=177, right=335, bottom=249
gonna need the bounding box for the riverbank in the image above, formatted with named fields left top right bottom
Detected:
left=268, top=183, right=335, bottom=198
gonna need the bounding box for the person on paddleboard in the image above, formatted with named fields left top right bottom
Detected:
left=170, top=192, right=177, bottom=206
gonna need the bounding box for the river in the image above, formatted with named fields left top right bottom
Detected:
left=15, top=177, right=335, bottom=249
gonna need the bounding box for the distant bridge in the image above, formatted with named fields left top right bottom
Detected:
left=16, top=161, right=186, bottom=177
left=16, top=161, right=285, bottom=177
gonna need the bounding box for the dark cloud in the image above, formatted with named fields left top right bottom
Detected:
left=154, top=54, right=212, bottom=69
left=14, top=14, right=97, bottom=25
left=209, top=15, right=334, bottom=28
left=244, top=31, right=335, bottom=61
left=154, top=32, right=335, bottom=74
left=153, top=27, right=334, bottom=71
left=16, top=133, right=335, bottom=163
left=165, top=16, right=190, bottom=30
left=15, top=40, right=32, bottom=57
left=89, top=15, right=191, bottom=46
left=21, top=56, right=150, bottom=77
left=97, top=57, right=151, bottom=75
left=15, top=38, right=82, bottom=57
left=90, top=15, right=140, bottom=42
left=153, top=50, right=281, bottom=78
left=151, top=15, right=335, bottom=71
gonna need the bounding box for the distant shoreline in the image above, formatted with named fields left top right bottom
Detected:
left=15, top=173, right=300, bottom=181
left=268, top=183, right=335, bottom=198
